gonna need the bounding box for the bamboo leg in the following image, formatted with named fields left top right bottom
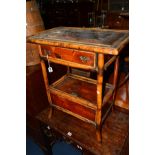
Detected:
left=95, top=53, right=104, bottom=143
left=113, top=56, right=120, bottom=109
left=39, top=45, right=53, bottom=119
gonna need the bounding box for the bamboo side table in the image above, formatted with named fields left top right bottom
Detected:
left=27, top=27, right=129, bottom=142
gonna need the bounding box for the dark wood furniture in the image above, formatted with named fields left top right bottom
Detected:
left=26, top=0, right=45, bottom=66
left=27, top=27, right=129, bottom=143
left=107, top=12, right=129, bottom=30
left=26, top=64, right=49, bottom=152
left=37, top=107, right=129, bottom=155
left=26, top=63, right=67, bottom=154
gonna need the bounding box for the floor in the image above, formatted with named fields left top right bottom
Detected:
left=26, top=136, right=83, bottom=155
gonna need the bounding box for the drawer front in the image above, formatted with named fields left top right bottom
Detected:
left=51, top=93, right=95, bottom=122
left=41, top=45, right=96, bottom=68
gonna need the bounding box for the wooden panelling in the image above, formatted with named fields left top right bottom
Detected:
left=27, top=27, right=129, bottom=55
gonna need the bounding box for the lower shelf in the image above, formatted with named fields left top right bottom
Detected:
left=48, top=74, right=114, bottom=124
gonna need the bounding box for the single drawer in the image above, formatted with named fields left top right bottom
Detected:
left=41, top=45, right=96, bottom=68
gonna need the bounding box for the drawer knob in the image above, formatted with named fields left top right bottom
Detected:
left=79, top=56, right=90, bottom=63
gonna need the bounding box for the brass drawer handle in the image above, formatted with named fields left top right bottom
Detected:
left=79, top=56, right=90, bottom=63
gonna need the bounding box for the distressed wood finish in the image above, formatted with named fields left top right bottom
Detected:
left=27, top=27, right=129, bottom=142
left=27, top=27, right=129, bottom=55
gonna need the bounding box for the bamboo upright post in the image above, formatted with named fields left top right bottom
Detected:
left=113, top=56, right=120, bottom=106
left=96, top=53, right=104, bottom=142
left=39, top=45, right=53, bottom=119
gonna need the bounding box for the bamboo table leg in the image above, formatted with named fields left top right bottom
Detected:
left=95, top=53, right=104, bottom=143
left=39, top=45, right=53, bottom=119
left=113, top=56, right=120, bottom=108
